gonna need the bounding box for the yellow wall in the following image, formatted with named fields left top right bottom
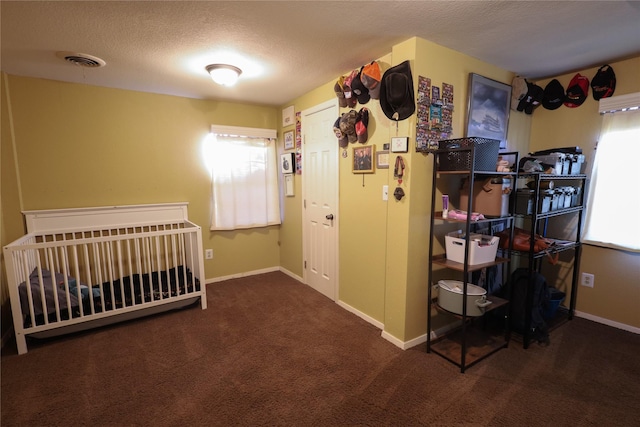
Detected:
left=1, top=74, right=281, bottom=289
left=529, top=56, right=640, bottom=328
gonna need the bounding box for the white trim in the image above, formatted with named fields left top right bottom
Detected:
left=336, top=300, right=385, bottom=330
left=575, top=311, right=640, bottom=335
left=205, top=266, right=281, bottom=284
left=599, top=92, right=640, bottom=114
left=278, top=266, right=304, bottom=283
left=381, top=321, right=463, bottom=350
left=210, top=124, right=276, bottom=139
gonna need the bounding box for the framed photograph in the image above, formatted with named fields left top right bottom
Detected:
left=352, top=145, right=375, bottom=174
left=284, top=130, right=294, bottom=150
left=391, top=137, right=409, bottom=153
left=281, top=153, right=295, bottom=174
left=465, top=73, right=511, bottom=150
left=376, top=150, right=389, bottom=169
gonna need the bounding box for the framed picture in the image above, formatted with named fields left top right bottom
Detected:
left=465, top=73, right=511, bottom=150
left=352, top=145, right=375, bottom=174
left=376, top=150, right=389, bottom=169
left=284, top=130, right=294, bottom=150
left=391, top=137, right=409, bottom=153
left=282, top=105, right=295, bottom=127
left=284, top=174, right=294, bottom=196
left=281, top=153, right=295, bottom=174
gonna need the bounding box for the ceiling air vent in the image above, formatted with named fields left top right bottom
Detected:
left=56, top=51, right=106, bottom=68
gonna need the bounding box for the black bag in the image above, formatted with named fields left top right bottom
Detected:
left=503, top=268, right=551, bottom=345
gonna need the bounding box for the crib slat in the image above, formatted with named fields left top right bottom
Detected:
left=59, top=246, right=74, bottom=322
left=71, top=245, right=85, bottom=317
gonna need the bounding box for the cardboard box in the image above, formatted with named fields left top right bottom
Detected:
left=459, top=177, right=511, bottom=217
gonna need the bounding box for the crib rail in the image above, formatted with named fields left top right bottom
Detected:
left=4, top=219, right=206, bottom=354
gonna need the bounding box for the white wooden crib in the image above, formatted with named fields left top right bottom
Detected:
left=3, top=203, right=207, bottom=354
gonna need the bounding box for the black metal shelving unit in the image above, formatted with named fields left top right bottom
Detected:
left=426, top=143, right=519, bottom=373
left=513, top=173, right=587, bottom=348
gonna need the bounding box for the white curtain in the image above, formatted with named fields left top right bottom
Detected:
left=209, top=134, right=281, bottom=231
left=582, top=109, right=640, bottom=251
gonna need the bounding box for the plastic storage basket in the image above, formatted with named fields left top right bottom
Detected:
left=438, top=137, right=500, bottom=172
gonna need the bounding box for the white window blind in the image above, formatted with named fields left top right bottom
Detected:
left=207, top=126, right=280, bottom=231
left=582, top=105, right=640, bottom=252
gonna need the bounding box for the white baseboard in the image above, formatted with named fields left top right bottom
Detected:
left=278, top=266, right=304, bottom=283
left=336, top=300, right=385, bottom=330
left=335, top=299, right=460, bottom=351
left=575, top=311, right=640, bottom=335
left=381, top=320, right=462, bottom=350
left=205, top=266, right=281, bottom=284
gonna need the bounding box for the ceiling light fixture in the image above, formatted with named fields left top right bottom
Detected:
left=206, top=64, right=242, bottom=87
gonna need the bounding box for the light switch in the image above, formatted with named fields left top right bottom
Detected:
left=382, top=185, right=389, bottom=201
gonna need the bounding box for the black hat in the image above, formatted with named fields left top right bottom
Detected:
left=517, top=82, right=544, bottom=114
left=350, top=67, right=371, bottom=105
left=355, top=107, right=369, bottom=144
left=542, top=79, right=565, bottom=110
left=379, top=60, right=415, bottom=121
left=591, top=65, right=616, bottom=100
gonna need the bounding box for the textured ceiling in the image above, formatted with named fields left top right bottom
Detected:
left=2, top=1, right=639, bottom=106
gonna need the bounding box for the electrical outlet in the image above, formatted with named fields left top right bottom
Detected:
left=205, top=249, right=214, bottom=260
left=581, top=272, right=594, bottom=288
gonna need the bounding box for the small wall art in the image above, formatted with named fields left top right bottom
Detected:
left=284, top=130, right=294, bottom=150
left=376, top=150, right=389, bottom=169
left=281, top=153, right=295, bottom=174
left=282, top=105, right=295, bottom=127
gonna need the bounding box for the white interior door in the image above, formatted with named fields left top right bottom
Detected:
left=302, top=100, right=339, bottom=300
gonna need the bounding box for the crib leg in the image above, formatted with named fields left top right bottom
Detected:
left=200, top=295, right=207, bottom=310
left=15, top=332, right=28, bottom=355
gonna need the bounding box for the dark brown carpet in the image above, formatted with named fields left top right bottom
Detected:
left=2, top=271, right=639, bottom=426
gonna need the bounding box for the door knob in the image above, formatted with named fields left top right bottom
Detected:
left=326, top=214, right=334, bottom=220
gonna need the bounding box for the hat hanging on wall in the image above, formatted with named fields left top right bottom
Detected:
left=564, top=73, right=590, bottom=108
left=355, top=108, right=369, bottom=143
left=343, top=70, right=359, bottom=108
left=361, top=61, right=382, bottom=99
left=334, top=76, right=347, bottom=108
left=333, top=116, right=348, bottom=148
left=542, top=79, right=565, bottom=110
left=511, top=76, right=528, bottom=111
left=351, top=68, right=371, bottom=105
left=379, top=60, right=415, bottom=121
left=591, top=65, right=616, bottom=100
left=339, top=109, right=358, bottom=144
left=517, top=82, right=543, bottom=114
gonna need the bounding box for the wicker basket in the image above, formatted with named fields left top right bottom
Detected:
left=437, top=137, right=500, bottom=172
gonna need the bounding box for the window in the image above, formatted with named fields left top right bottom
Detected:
left=583, top=107, right=640, bottom=251
left=206, top=126, right=280, bottom=231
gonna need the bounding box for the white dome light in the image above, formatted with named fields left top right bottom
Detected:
left=205, top=64, right=242, bottom=87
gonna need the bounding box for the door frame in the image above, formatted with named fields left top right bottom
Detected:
left=301, top=98, right=339, bottom=298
